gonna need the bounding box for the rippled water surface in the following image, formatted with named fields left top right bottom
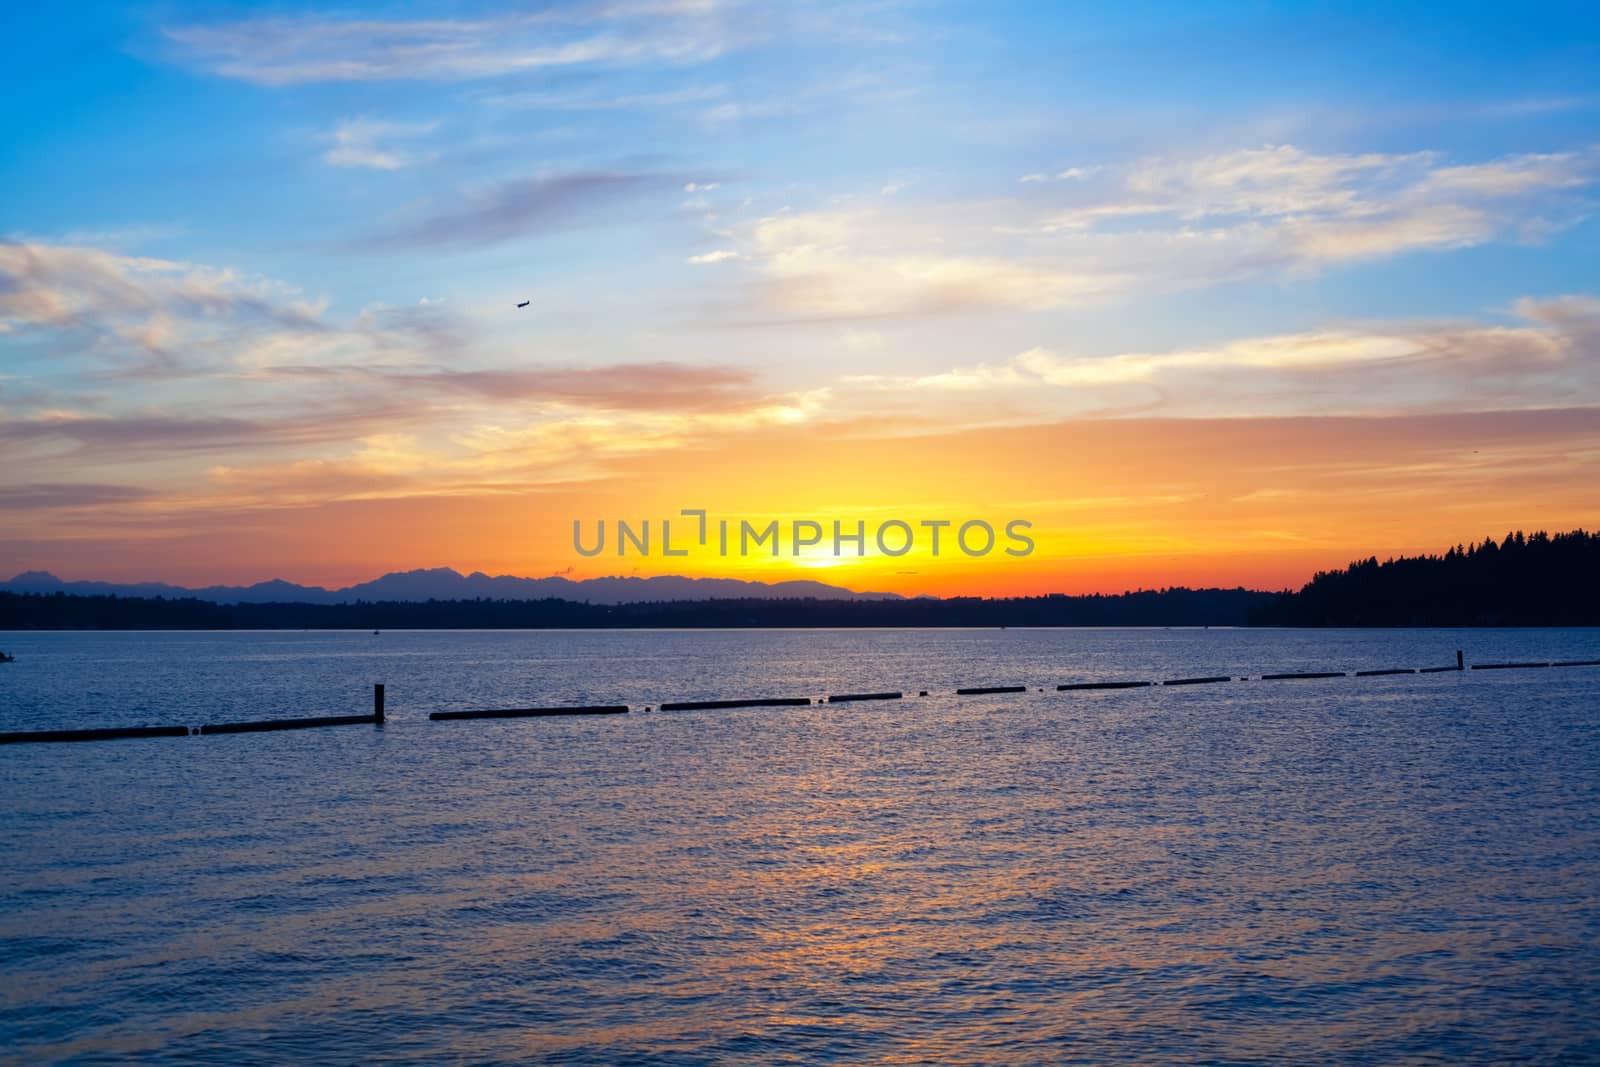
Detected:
left=3, top=628, right=1598, bottom=1064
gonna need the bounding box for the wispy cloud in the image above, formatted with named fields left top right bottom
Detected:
left=376, top=362, right=766, bottom=413
left=700, top=144, right=1598, bottom=320
left=1416, top=151, right=1593, bottom=196
left=163, top=5, right=739, bottom=86
left=160, top=2, right=895, bottom=87
left=845, top=296, right=1600, bottom=419
left=0, top=241, right=322, bottom=334
left=323, top=118, right=438, bottom=170
left=0, top=240, right=500, bottom=393
left=357, top=171, right=677, bottom=250
left=0, top=411, right=364, bottom=456
left=0, top=240, right=330, bottom=377
left=0, top=483, right=159, bottom=509
left=1020, top=166, right=1098, bottom=184
left=481, top=83, right=728, bottom=112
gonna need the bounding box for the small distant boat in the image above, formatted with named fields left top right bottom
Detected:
left=0, top=651, right=14, bottom=663
left=373, top=629, right=381, bottom=636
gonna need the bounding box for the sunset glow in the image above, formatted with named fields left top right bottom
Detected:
left=5, top=3, right=1599, bottom=595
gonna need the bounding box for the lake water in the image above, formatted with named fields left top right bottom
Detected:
left=2, top=628, right=1598, bottom=1063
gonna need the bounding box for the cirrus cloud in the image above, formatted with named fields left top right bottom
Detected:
left=700, top=144, right=1598, bottom=321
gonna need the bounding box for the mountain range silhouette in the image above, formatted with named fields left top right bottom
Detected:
left=0, top=567, right=906, bottom=606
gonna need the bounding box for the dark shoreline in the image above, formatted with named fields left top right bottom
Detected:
left=0, top=588, right=1275, bottom=630
left=4, top=529, right=1596, bottom=630
left=3, top=589, right=1596, bottom=630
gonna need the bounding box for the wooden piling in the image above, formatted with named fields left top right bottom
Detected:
left=374, top=683, right=385, bottom=723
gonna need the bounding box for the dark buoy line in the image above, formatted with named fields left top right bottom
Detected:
left=1418, top=650, right=1466, bottom=673
left=1057, top=681, right=1152, bottom=690
left=6, top=652, right=1597, bottom=744
left=1260, top=671, right=1347, bottom=680
left=431, top=705, right=628, bottom=720
left=198, top=713, right=378, bottom=735
left=195, top=683, right=388, bottom=734
left=658, top=697, right=811, bottom=711
left=1, top=724, right=189, bottom=745
left=4, top=684, right=389, bottom=744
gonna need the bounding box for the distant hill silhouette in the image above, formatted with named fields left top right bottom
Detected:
left=0, top=567, right=903, bottom=606
left=1251, top=529, right=1600, bottom=626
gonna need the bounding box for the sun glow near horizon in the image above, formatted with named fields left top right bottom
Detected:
left=4, top=3, right=1600, bottom=595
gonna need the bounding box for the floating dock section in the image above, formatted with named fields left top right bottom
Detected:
left=658, top=697, right=811, bottom=711
left=430, top=705, right=628, bottom=720
left=198, top=713, right=378, bottom=735
left=1, top=724, right=190, bottom=745
left=827, top=692, right=903, bottom=703
left=1260, top=671, right=1347, bottom=680
left=956, top=685, right=1028, bottom=695
left=197, top=684, right=386, bottom=735
left=1057, top=681, right=1152, bottom=691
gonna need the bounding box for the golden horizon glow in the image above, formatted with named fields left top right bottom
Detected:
left=8, top=408, right=1598, bottom=596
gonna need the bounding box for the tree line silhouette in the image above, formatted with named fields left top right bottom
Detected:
left=1249, top=529, right=1600, bottom=626
left=2, top=530, right=1593, bottom=629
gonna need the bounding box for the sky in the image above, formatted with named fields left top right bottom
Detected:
left=2, top=0, right=1599, bottom=596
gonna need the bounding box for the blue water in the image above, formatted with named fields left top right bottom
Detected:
left=2, top=628, right=1598, bottom=1063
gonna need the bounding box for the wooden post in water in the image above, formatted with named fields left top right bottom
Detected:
left=374, top=683, right=386, bottom=724
left=1456, top=649, right=1464, bottom=671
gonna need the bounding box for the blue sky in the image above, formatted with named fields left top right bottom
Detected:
left=2, top=1, right=1599, bottom=587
